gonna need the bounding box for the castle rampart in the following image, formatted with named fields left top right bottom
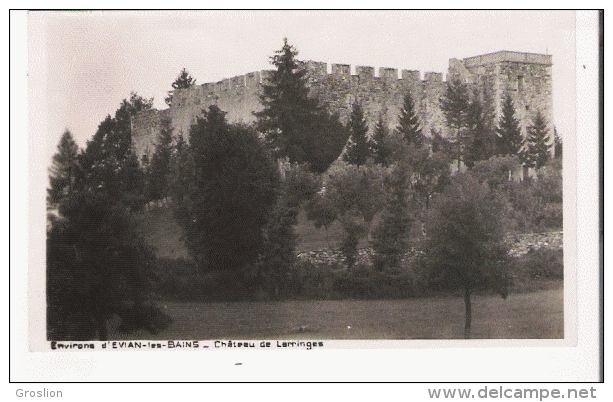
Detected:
left=132, top=51, right=553, bottom=165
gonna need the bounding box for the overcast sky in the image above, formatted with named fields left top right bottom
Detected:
left=29, top=10, right=576, bottom=162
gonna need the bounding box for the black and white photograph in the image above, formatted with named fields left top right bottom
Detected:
left=12, top=9, right=602, bottom=383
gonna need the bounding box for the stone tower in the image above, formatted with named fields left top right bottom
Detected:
left=449, top=50, right=553, bottom=139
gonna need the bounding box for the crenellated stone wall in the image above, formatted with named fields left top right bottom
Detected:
left=132, top=50, right=554, bottom=165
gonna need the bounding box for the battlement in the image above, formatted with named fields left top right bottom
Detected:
left=171, top=61, right=444, bottom=96
left=424, top=72, right=443, bottom=82
left=462, top=51, right=552, bottom=67
left=132, top=51, right=553, bottom=167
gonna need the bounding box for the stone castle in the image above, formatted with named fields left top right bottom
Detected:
left=132, top=50, right=553, bottom=163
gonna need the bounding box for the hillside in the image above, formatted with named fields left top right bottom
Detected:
left=134, top=206, right=190, bottom=260
left=134, top=205, right=349, bottom=259
left=135, top=205, right=397, bottom=258
left=135, top=205, right=562, bottom=261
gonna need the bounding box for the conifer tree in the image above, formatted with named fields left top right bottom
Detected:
left=47, top=100, right=170, bottom=340
left=396, top=92, right=424, bottom=147
left=256, top=38, right=348, bottom=173
left=343, top=103, right=371, bottom=166
left=79, top=92, right=153, bottom=207
left=525, top=110, right=551, bottom=169
left=463, top=96, right=497, bottom=168
left=177, top=105, right=279, bottom=272
left=371, top=165, right=413, bottom=271
left=440, top=78, right=472, bottom=168
left=370, top=113, right=390, bottom=166
left=495, top=93, right=524, bottom=157
left=48, top=130, right=80, bottom=211
left=165, top=68, right=196, bottom=106
left=258, top=164, right=317, bottom=297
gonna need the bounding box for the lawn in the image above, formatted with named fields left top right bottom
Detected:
left=116, top=286, right=563, bottom=340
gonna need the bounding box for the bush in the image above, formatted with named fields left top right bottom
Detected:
left=289, top=261, right=341, bottom=300
left=153, top=258, right=255, bottom=302
left=332, top=265, right=421, bottom=299
left=515, top=248, right=564, bottom=281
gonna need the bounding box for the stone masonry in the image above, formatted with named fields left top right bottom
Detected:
left=132, top=51, right=553, bottom=164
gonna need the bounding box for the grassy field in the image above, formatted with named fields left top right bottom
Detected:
left=116, top=286, right=563, bottom=340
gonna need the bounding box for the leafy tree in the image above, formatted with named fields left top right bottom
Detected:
left=408, top=146, right=452, bottom=212
left=370, top=165, right=413, bottom=271
left=256, top=38, right=349, bottom=173
left=146, top=117, right=174, bottom=201
left=370, top=113, right=391, bottom=166
left=471, top=155, right=521, bottom=190
left=165, top=68, right=197, bottom=106
left=525, top=110, right=551, bottom=169
left=387, top=130, right=451, bottom=215
left=495, top=93, right=524, bottom=158
left=396, top=92, right=424, bottom=147
left=47, top=190, right=170, bottom=340
left=278, top=162, right=321, bottom=206
left=176, top=105, right=279, bottom=274
left=47, top=130, right=79, bottom=211
left=327, top=162, right=387, bottom=237
left=343, top=103, right=371, bottom=166
left=425, top=173, right=511, bottom=338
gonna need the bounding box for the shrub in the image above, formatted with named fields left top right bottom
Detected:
left=515, top=248, right=564, bottom=281
left=332, top=265, right=420, bottom=299
left=153, top=258, right=255, bottom=301
left=289, top=261, right=341, bottom=300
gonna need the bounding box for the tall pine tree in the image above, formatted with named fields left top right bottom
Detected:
left=525, top=110, right=551, bottom=169
left=255, top=38, right=348, bottom=173
left=48, top=130, right=80, bottom=212
left=370, top=165, right=413, bottom=271
left=495, top=93, right=524, bottom=158
left=463, top=96, right=497, bottom=168
left=396, top=92, right=424, bottom=147
left=440, top=78, right=472, bottom=168
left=343, top=103, right=371, bottom=166
left=370, top=113, right=390, bottom=166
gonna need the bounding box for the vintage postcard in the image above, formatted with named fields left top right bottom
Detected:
left=15, top=10, right=601, bottom=382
